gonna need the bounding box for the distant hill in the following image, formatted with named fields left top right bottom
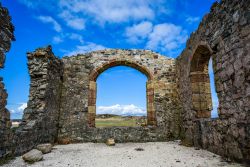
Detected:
left=11, top=119, right=22, bottom=122
left=96, top=114, right=120, bottom=118
left=96, top=114, right=146, bottom=119
left=95, top=114, right=147, bottom=128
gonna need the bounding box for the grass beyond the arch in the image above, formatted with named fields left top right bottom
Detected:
left=95, top=115, right=146, bottom=128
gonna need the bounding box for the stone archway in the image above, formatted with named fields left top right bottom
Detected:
left=53, top=49, right=179, bottom=142
left=190, top=42, right=213, bottom=118
left=88, top=59, right=156, bottom=127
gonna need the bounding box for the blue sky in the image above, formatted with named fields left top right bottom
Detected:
left=1, top=0, right=218, bottom=119
left=96, top=66, right=147, bottom=116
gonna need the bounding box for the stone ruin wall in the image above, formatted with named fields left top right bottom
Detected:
left=0, top=0, right=249, bottom=163
left=13, top=46, right=62, bottom=155
left=0, top=3, right=15, bottom=159
left=58, top=49, right=181, bottom=143
left=176, top=0, right=250, bottom=162
left=11, top=47, right=181, bottom=153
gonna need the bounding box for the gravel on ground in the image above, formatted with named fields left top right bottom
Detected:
left=3, top=142, right=243, bottom=167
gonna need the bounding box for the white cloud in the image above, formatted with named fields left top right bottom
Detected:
left=19, top=0, right=175, bottom=28
left=64, top=42, right=106, bottom=56
left=186, top=16, right=200, bottom=24
left=9, top=103, right=27, bottom=115
left=69, top=33, right=84, bottom=43
left=53, top=36, right=64, bottom=44
left=18, top=0, right=58, bottom=11
left=18, top=103, right=27, bottom=111
left=10, top=109, right=16, bottom=114
left=125, top=22, right=188, bottom=55
left=59, top=10, right=85, bottom=30
left=146, top=23, right=188, bottom=52
left=37, top=16, right=62, bottom=32
left=97, top=104, right=146, bottom=116
left=59, top=0, right=155, bottom=24
left=52, top=33, right=84, bottom=44
left=65, top=18, right=85, bottom=30
left=125, top=21, right=153, bottom=44
left=20, top=0, right=187, bottom=56
left=18, top=0, right=37, bottom=8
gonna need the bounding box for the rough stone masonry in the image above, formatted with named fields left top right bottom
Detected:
left=176, top=0, right=250, bottom=162
left=0, top=2, right=15, bottom=159
left=0, top=0, right=249, bottom=164
left=58, top=49, right=181, bottom=143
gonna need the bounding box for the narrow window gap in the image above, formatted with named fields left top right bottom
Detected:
left=209, top=58, right=219, bottom=118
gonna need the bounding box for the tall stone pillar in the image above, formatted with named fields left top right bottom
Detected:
left=146, top=81, right=156, bottom=126
left=88, top=81, right=97, bottom=127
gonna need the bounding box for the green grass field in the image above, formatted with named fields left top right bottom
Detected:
left=95, top=116, right=146, bottom=128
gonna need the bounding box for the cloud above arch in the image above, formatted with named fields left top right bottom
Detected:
left=97, top=104, right=146, bottom=116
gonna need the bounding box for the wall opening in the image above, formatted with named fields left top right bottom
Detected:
left=209, top=58, right=219, bottom=118
left=88, top=60, right=156, bottom=127
left=7, top=102, right=27, bottom=129
left=95, top=66, right=147, bottom=127
left=190, top=44, right=217, bottom=118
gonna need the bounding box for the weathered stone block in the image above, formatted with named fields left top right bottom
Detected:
left=88, top=106, right=96, bottom=114
left=22, top=149, right=43, bottom=163
left=36, top=143, right=52, bottom=154
left=196, top=110, right=211, bottom=118
left=106, top=138, right=115, bottom=146
left=89, top=81, right=96, bottom=90
left=57, top=138, right=70, bottom=145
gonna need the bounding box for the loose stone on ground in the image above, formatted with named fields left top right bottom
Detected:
left=36, top=143, right=52, bottom=154
left=22, top=149, right=43, bottom=163
left=106, top=138, right=115, bottom=146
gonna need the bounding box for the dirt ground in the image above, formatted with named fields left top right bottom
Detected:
left=3, top=142, right=243, bottom=167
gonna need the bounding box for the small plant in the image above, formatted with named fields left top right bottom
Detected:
left=0, top=156, right=15, bottom=166
left=11, top=127, right=19, bottom=132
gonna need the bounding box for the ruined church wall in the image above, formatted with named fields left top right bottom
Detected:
left=1, top=0, right=249, bottom=163
left=176, top=0, right=250, bottom=162
left=58, top=49, right=182, bottom=142
left=0, top=3, right=15, bottom=159
left=14, top=46, right=63, bottom=155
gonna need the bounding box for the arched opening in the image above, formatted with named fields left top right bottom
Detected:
left=190, top=43, right=218, bottom=118
left=95, top=66, right=147, bottom=127
left=88, top=60, right=156, bottom=127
